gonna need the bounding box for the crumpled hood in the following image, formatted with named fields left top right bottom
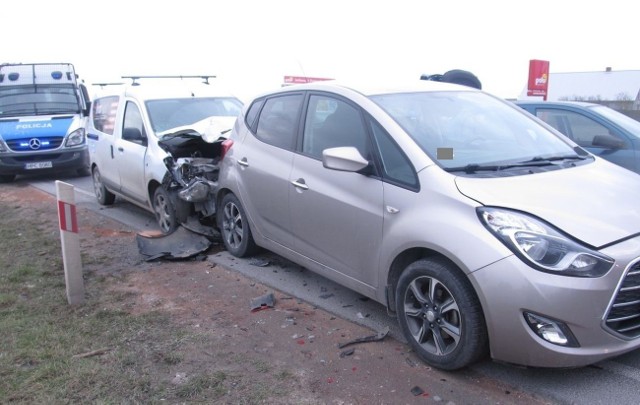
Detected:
left=157, top=116, right=237, bottom=142
left=455, top=161, right=640, bottom=247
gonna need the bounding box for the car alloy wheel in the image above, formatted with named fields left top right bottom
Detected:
left=220, top=193, right=257, bottom=257
left=92, top=167, right=115, bottom=205
left=152, top=187, right=177, bottom=234
left=396, top=258, right=488, bottom=370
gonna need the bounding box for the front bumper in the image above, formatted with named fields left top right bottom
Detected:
left=0, top=147, right=89, bottom=176
left=469, top=235, right=640, bottom=368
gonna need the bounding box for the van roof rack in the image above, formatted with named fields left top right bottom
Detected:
left=121, top=75, right=216, bottom=86
left=92, top=82, right=125, bottom=88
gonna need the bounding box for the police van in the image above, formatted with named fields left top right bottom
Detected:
left=0, top=63, right=91, bottom=182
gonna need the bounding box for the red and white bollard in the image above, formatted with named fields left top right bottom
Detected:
left=55, top=181, right=85, bottom=305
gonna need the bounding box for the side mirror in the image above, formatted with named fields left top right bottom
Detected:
left=592, top=135, right=625, bottom=150
left=122, top=127, right=147, bottom=146
left=322, top=146, right=369, bottom=172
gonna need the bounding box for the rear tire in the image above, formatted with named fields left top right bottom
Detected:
left=395, top=257, right=488, bottom=370
left=152, top=187, right=179, bottom=234
left=92, top=167, right=115, bottom=205
left=219, top=193, right=258, bottom=257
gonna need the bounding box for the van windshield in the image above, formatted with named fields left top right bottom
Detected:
left=0, top=84, right=81, bottom=117
left=146, top=97, right=243, bottom=133
left=372, top=91, right=585, bottom=171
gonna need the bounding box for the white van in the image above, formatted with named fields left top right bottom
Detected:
left=86, top=77, right=242, bottom=233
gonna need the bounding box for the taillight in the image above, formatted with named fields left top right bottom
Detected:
left=220, top=139, right=234, bottom=160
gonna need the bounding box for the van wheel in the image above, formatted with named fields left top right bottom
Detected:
left=92, top=167, right=115, bottom=205
left=0, top=174, right=16, bottom=183
left=219, top=193, right=258, bottom=257
left=152, top=187, right=178, bottom=234
left=395, top=258, right=488, bottom=371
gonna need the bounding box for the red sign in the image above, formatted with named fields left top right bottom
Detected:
left=527, top=59, right=550, bottom=100
left=283, top=75, right=332, bottom=84
left=58, top=201, right=78, bottom=233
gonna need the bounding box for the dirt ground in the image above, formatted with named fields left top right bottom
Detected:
left=1, top=182, right=552, bottom=404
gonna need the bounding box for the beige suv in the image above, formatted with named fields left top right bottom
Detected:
left=217, top=79, right=640, bottom=371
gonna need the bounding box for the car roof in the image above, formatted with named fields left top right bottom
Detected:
left=255, top=78, right=477, bottom=99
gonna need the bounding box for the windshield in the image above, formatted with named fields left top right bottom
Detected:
left=590, top=105, right=640, bottom=139
left=0, top=84, right=81, bottom=117
left=146, top=97, right=243, bottom=133
left=372, top=91, right=582, bottom=170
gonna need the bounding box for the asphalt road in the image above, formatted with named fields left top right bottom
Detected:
left=23, top=171, right=640, bottom=405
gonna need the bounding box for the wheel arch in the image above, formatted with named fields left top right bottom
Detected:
left=385, top=247, right=477, bottom=314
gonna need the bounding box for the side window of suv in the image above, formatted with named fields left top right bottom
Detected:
left=92, top=96, right=119, bottom=135
left=302, top=95, right=371, bottom=160
left=255, top=94, right=302, bottom=150
left=536, top=109, right=625, bottom=148
left=369, top=119, right=419, bottom=191
left=122, top=101, right=147, bottom=145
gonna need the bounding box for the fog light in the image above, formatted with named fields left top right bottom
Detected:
left=524, top=312, right=579, bottom=347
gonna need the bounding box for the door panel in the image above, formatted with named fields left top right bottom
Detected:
left=289, top=154, right=383, bottom=287
left=234, top=131, right=295, bottom=247
left=116, top=101, right=148, bottom=203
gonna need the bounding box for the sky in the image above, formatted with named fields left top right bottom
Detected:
left=3, top=0, right=637, bottom=102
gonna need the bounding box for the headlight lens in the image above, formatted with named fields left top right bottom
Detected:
left=65, top=128, right=86, bottom=147
left=478, top=207, right=614, bottom=277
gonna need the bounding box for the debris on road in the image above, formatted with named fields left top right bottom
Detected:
left=250, top=292, right=276, bottom=312
left=136, top=225, right=213, bottom=261
left=337, top=326, right=390, bottom=349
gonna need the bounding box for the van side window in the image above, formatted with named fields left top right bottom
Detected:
left=122, top=101, right=147, bottom=145
left=92, top=96, right=119, bottom=135
left=369, top=119, right=419, bottom=191
left=255, top=94, right=302, bottom=151
left=302, top=96, right=370, bottom=160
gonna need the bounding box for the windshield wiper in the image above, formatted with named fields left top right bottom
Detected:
left=445, top=160, right=558, bottom=174
left=522, top=155, right=588, bottom=164
left=445, top=154, right=590, bottom=174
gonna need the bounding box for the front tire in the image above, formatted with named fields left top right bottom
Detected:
left=219, top=193, right=258, bottom=257
left=152, top=187, right=179, bottom=234
left=92, top=167, right=115, bottom=205
left=395, top=258, right=488, bottom=370
left=0, top=174, right=16, bottom=183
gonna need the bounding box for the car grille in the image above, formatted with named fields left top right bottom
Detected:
left=6, top=137, right=64, bottom=152
left=605, top=261, right=640, bottom=338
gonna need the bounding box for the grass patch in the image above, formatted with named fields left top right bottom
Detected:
left=0, top=192, right=304, bottom=403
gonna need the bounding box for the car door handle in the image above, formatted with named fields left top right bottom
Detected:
left=291, top=178, right=309, bottom=190
left=237, top=158, right=249, bottom=167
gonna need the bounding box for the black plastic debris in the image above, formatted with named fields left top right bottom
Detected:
left=339, top=348, right=355, bottom=358
left=337, top=326, right=390, bottom=349
left=136, top=225, right=213, bottom=261
left=181, top=216, right=220, bottom=240
left=411, top=386, right=425, bottom=396
left=250, top=292, right=276, bottom=312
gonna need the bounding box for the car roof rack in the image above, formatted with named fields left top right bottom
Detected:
left=121, top=75, right=217, bottom=86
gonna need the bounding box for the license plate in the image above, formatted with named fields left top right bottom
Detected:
left=25, top=161, right=53, bottom=170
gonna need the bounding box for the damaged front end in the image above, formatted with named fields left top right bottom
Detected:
left=158, top=119, right=233, bottom=225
